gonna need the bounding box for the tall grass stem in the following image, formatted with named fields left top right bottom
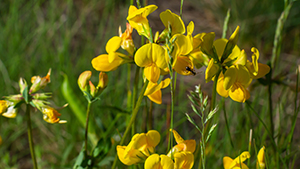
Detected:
left=84, top=101, right=92, bottom=152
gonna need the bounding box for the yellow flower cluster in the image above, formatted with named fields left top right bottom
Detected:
left=91, top=4, right=270, bottom=104
left=117, top=130, right=195, bottom=169
left=204, top=27, right=270, bottom=102
left=0, top=69, right=66, bottom=124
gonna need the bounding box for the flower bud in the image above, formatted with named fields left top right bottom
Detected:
left=0, top=100, right=9, bottom=114
left=29, top=69, right=51, bottom=94
left=19, top=78, right=28, bottom=94
left=32, top=93, right=52, bottom=100
left=89, top=81, right=96, bottom=97
left=32, top=99, right=49, bottom=111
left=78, top=71, right=92, bottom=93
left=4, top=94, right=23, bottom=103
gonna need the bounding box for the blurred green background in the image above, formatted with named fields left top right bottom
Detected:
left=0, top=0, right=299, bottom=168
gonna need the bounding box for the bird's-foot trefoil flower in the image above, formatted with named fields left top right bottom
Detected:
left=144, top=78, right=170, bottom=104
left=117, top=130, right=161, bottom=166
left=223, top=151, right=250, bottom=169
left=135, top=43, right=168, bottom=83
left=144, top=154, right=174, bottom=169
left=167, top=129, right=196, bottom=157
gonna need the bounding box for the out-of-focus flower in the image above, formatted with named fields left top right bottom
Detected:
left=144, top=154, right=174, bottom=169
left=0, top=100, right=17, bottom=118
left=119, top=23, right=135, bottom=55
left=42, top=107, right=67, bottom=124
left=135, top=43, right=168, bottom=83
left=29, top=69, right=51, bottom=94
left=144, top=78, right=170, bottom=104
left=257, top=146, right=266, bottom=169
left=0, top=135, right=2, bottom=145
left=223, top=151, right=250, bottom=169
left=167, top=129, right=196, bottom=157
left=117, top=130, right=161, bottom=166
left=127, top=5, right=157, bottom=39
left=174, top=151, right=194, bottom=169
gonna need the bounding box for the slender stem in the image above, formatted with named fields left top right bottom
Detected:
left=112, top=80, right=149, bottom=169
left=132, top=67, right=140, bottom=136
left=84, top=101, right=92, bottom=152
left=222, top=98, right=234, bottom=148
left=268, top=81, right=274, bottom=139
left=211, top=71, right=221, bottom=111
left=169, top=72, right=175, bottom=153
left=148, top=100, right=153, bottom=130
left=26, top=104, right=38, bottom=169
left=127, top=64, right=132, bottom=110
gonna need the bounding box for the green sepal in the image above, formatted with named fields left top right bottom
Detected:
left=22, top=86, right=29, bottom=104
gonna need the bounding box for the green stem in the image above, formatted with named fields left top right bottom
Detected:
left=112, top=80, right=149, bottom=169
left=211, top=71, right=221, bottom=111
left=84, top=101, right=92, bottom=152
left=268, top=81, right=274, bottom=139
left=222, top=98, right=234, bottom=148
left=26, top=104, right=38, bottom=169
left=132, top=67, right=140, bottom=136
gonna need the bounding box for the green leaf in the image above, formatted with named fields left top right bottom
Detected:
left=22, top=86, right=29, bottom=103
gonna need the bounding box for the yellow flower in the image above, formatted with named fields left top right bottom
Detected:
left=106, top=36, right=123, bottom=63
left=167, top=129, right=196, bottom=157
left=42, top=107, right=67, bottom=124
left=117, top=130, right=161, bottom=166
left=223, top=151, right=250, bottom=169
left=0, top=100, right=17, bottom=118
left=127, top=5, right=157, bottom=39
left=144, top=78, right=170, bottom=104
left=217, top=65, right=251, bottom=102
left=174, top=151, right=194, bottom=169
left=119, top=23, right=135, bottom=55
left=160, top=9, right=185, bottom=36
left=144, top=154, right=174, bottom=169
left=257, top=146, right=266, bottom=169
left=169, top=34, right=195, bottom=76
left=246, top=48, right=270, bottom=79
left=134, top=43, right=168, bottom=83
left=92, top=53, right=126, bottom=72
left=29, top=69, right=51, bottom=94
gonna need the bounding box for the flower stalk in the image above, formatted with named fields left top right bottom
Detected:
left=84, top=101, right=92, bottom=152
left=26, top=104, right=38, bottom=169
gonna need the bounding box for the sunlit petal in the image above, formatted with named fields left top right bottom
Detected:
left=92, top=54, right=125, bottom=72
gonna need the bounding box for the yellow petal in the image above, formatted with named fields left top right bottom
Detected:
left=2, top=106, right=17, bottom=118
left=147, top=89, right=162, bottom=104
left=0, top=100, right=9, bottom=114
left=223, top=156, right=234, bottom=169
left=233, top=49, right=247, bottom=65
left=235, top=65, right=251, bottom=86
left=160, top=9, right=185, bottom=35
left=200, top=32, right=215, bottom=56
left=146, top=130, right=161, bottom=147
left=251, top=47, right=259, bottom=75
left=173, top=34, right=193, bottom=55
left=145, top=154, right=174, bottom=169
left=257, top=146, right=266, bottom=169
left=229, top=83, right=250, bottom=102
left=217, top=73, right=229, bottom=98
left=172, top=129, right=185, bottom=143
left=173, top=56, right=194, bottom=76
left=144, top=65, right=160, bottom=83
left=247, top=62, right=270, bottom=79
left=135, top=43, right=167, bottom=69
left=174, top=151, right=194, bottom=169
left=205, top=59, right=219, bottom=82
left=213, top=38, right=227, bottom=59
left=223, top=66, right=237, bottom=90
left=233, top=151, right=250, bottom=164
left=117, top=145, right=144, bottom=166
left=144, top=81, right=162, bottom=96
left=92, top=54, right=124, bottom=72
left=106, top=36, right=122, bottom=54
left=161, top=78, right=171, bottom=89
left=187, top=21, right=194, bottom=37
left=228, top=26, right=240, bottom=46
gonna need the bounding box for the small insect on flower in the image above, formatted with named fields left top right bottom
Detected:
left=186, top=66, right=196, bottom=75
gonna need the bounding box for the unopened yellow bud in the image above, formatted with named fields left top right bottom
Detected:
left=97, top=72, right=108, bottom=89
left=29, top=69, right=51, bottom=94
left=78, top=71, right=92, bottom=93
left=89, top=81, right=96, bottom=97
